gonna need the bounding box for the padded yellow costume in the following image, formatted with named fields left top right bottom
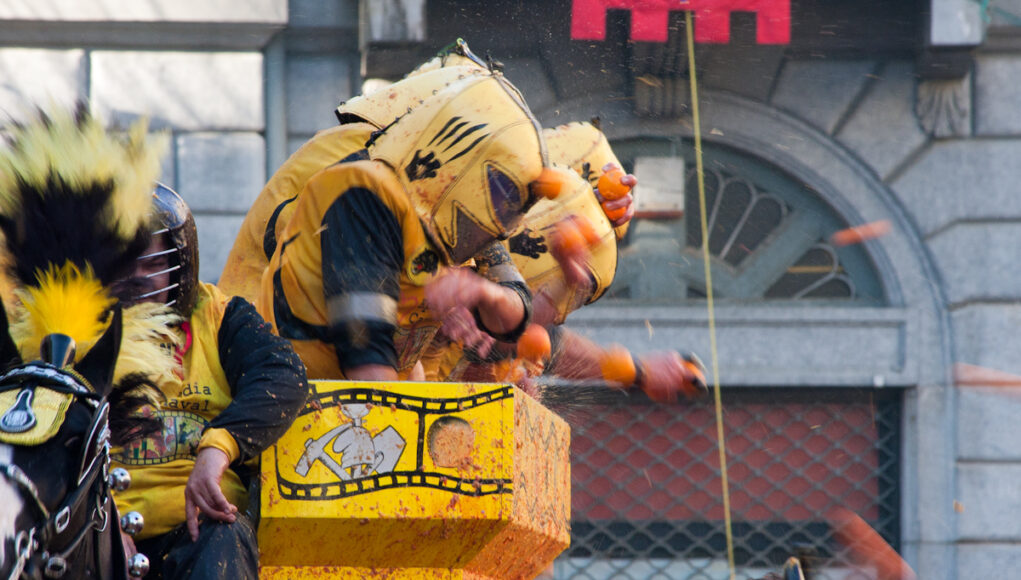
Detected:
left=419, top=122, right=626, bottom=382
left=219, top=64, right=489, bottom=302
left=257, top=72, right=550, bottom=379
left=420, top=167, right=618, bottom=382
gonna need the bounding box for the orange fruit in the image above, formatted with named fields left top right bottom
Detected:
left=553, top=219, right=587, bottom=258
left=597, top=167, right=629, bottom=200
left=517, top=324, right=551, bottom=363
left=573, top=215, right=600, bottom=245
left=830, top=508, right=916, bottom=580
left=530, top=167, right=565, bottom=199
left=601, top=200, right=628, bottom=222
left=599, top=345, right=637, bottom=386
left=829, top=220, right=891, bottom=247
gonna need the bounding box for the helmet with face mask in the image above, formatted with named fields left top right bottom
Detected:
left=335, top=39, right=525, bottom=132
left=368, top=71, right=560, bottom=264
left=134, top=183, right=199, bottom=314
left=543, top=121, right=631, bottom=239
left=505, top=167, right=618, bottom=326
left=335, top=64, right=488, bottom=128
left=337, top=40, right=491, bottom=129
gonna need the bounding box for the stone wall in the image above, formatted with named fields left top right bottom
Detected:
left=3, top=1, right=1021, bottom=577
left=0, top=0, right=362, bottom=283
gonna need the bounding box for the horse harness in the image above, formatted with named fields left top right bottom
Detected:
left=0, top=363, right=122, bottom=580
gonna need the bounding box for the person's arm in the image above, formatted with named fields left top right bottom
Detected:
left=187, top=296, right=308, bottom=539
left=320, top=187, right=405, bottom=379
left=547, top=326, right=705, bottom=403
left=205, top=297, right=309, bottom=461
left=428, top=242, right=532, bottom=343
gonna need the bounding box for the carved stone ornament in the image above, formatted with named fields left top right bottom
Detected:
left=916, top=74, right=971, bottom=138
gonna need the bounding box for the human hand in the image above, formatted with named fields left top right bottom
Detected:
left=425, top=268, right=485, bottom=318
left=440, top=305, right=495, bottom=359
left=184, top=447, right=237, bottom=541
left=636, top=351, right=707, bottom=403
left=426, top=268, right=525, bottom=337
left=596, top=163, right=637, bottom=227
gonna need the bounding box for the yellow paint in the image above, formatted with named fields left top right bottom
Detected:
left=259, top=381, right=570, bottom=578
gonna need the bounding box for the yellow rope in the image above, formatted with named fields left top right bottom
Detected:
left=686, top=11, right=736, bottom=579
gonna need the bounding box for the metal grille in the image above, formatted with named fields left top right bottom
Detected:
left=553, top=388, right=902, bottom=580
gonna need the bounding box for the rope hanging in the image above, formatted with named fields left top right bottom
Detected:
left=686, top=10, right=736, bottom=579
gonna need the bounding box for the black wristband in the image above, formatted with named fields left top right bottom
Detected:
left=472, top=280, right=533, bottom=343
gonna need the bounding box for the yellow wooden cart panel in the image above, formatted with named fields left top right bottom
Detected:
left=259, top=380, right=570, bottom=579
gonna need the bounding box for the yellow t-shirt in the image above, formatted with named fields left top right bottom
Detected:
left=112, top=283, right=245, bottom=540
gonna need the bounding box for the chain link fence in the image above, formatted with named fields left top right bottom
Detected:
left=552, top=388, right=902, bottom=579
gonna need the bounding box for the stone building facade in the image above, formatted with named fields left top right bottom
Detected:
left=3, top=0, right=1021, bottom=578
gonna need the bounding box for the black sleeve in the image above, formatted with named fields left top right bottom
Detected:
left=208, top=297, right=309, bottom=463
left=320, top=188, right=404, bottom=371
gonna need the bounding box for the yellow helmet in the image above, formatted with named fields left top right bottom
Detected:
left=543, top=121, right=631, bottom=239
left=368, top=72, right=552, bottom=264
left=505, top=167, right=618, bottom=326
left=336, top=65, right=488, bottom=128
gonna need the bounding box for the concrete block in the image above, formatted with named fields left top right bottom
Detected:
left=0, top=49, right=85, bottom=117
left=958, top=544, right=1021, bottom=578
left=289, top=0, right=357, bottom=28
left=892, top=139, right=1021, bottom=236
left=91, top=51, right=263, bottom=132
left=930, top=0, right=986, bottom=46
left=912, top=541, right=954, bottom=580
left=771, top=60, right=876, bottom=135
left=285, top=55, right=355, bottom=135
left=975, top=55, right=1021, bottom=136
left=0, top=0, right=286, bottom=23
left=567, top=304, right=914, bottom=386
left=957, top=463, right=1021, bottom=539
left=927, top=223, right=1021, bottom=305
left=836, top=61, right=927, bottom=180
left=194, top=214, right=245, bottom=284
left=176, top=132, right=266, bottom=214
left=952, top=304, right=1021, bottom=376
left=958, top=386, right=1021, bottom=460
left=362, top=0, right=426, bottom=43
left=955, top=461, right=1021, bottom=539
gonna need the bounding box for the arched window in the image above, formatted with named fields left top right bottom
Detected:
left=557, top=134, right=906, bottom=579
left=607, top=137, right=885, bottom=305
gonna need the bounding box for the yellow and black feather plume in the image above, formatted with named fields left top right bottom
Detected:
left=0, top=104, right=178, bottom=442
left=0, top=104, right=166, bottom=291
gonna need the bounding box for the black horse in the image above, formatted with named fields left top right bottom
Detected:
left=0, top=304, right=148, bottom=580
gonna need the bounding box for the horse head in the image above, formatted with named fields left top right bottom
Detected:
left=0, top=300, right=147, bottom=580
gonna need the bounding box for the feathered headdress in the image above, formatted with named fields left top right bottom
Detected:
left=0, top=104, right=181, bottom=441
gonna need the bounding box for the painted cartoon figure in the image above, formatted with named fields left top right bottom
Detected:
left=294, top=404, right=405, bottom=480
